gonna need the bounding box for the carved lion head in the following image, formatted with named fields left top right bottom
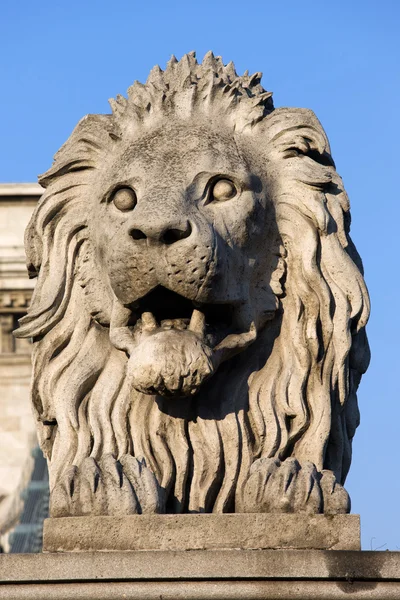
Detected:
left=17, top=52, right=370, bottom=517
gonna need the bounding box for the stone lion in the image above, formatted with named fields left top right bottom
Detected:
left=16, top=52, right=370, bottom=518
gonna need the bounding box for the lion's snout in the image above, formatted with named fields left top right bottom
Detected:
left=127, top=220, right=215, bottom=304
left=129, top=216, right=193, bottom=246
left=107, top=219, right=215, bottom=306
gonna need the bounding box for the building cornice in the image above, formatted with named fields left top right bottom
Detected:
left=0, top=183, right=43, bottom=197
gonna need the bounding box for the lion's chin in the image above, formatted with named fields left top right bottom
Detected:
left=127, top=329, right=215, bottom=397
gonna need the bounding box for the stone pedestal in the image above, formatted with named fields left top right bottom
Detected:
left=1, top=548, right=399, bottom=599
left=43, top=513, right=360, bottom=553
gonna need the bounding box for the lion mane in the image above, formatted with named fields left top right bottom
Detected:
left=17, top=52, right=370, bottom=515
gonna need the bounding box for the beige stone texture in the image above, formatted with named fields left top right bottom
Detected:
left=43, top=513, right=360, bottom=552
left=0, top=549, right=400, bottom=598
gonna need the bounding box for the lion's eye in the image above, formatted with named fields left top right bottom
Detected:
left=210, top=179, right=237, bottom=202
left=112, top=187, right=137, bottom=211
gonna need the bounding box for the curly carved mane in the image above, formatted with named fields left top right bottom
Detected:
left=17, top=52, right=370, bottom=513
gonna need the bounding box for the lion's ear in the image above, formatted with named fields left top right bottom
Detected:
left=23, top=114, right=116, bottom=280
left=39, top=114, right=116, bottom=188
left=16, top=114, right=118, bottom=339
left=258, top=107, right=334, bottom=167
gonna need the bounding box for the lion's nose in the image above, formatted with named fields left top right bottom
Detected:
left=130, top=220, right=192, bottom=245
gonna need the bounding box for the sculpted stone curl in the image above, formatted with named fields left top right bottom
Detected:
left=16, top=51, right=370, bottom=518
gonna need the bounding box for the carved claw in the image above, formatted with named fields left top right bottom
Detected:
left=50, top=454, right=165, bottom=517
left=239, top=458, right=349, bottom=515
left=320, top=469, right=350, bottom=514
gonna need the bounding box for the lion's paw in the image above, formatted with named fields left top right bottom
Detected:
left=50, top=454, right=165, bottom=517
left=240, top=457, right=322, bottom=514
left=239, top=457, right=349, bottom=515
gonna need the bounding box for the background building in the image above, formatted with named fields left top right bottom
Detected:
left=0, top=184, right=48, bottom=552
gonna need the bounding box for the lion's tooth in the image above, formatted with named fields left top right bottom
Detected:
left=189, top=309, right=206, bottom=337
left=141, top=312, right=158, bottom=331
left=110, top=298, right=136, bottom=354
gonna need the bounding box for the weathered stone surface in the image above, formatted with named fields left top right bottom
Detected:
left=2, top=580, right=400, bottom=600
left=15, top=52, right=370, bottom=521
left=42, top=513, right=360, bottom=552
left=1, top=549, right=400, bottom=599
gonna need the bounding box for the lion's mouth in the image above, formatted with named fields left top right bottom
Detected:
left=110, top=285, right=258, bottom=397
left=130, top=286, right=235, bottom=348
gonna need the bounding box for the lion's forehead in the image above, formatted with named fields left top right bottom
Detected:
left=104, top=123, right=249, bottom=186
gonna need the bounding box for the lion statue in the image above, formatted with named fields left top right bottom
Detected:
left=16, top=52, right=370, bottom=518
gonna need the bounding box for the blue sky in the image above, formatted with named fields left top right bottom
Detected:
left=1, top=0, right=399, bottom=550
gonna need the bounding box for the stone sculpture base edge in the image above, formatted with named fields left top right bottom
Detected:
left=1, top=549, right=400, bottom=599
left=42, top=513, right=360, bottom=552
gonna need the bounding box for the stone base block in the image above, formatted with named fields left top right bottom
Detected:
left=1, top=549, right=400, bottom=599
left=43, top=513, right=360, bottom=552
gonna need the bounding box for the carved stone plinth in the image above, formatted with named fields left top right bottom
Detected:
left=1, top=549, right=399, bottom=599
left=43, top=513, right=360, bottom=553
